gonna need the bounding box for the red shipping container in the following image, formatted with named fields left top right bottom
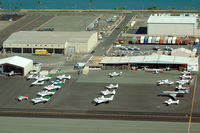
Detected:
left=184, top=37, right=189, bottom=45
left=159, top=36, right=165, bottom=44
left=176, top=37, right=181, bottom=45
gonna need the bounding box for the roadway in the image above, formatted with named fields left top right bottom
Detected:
left=94, top=13, right=133, bottom=56
left=0, top=15, right=54, bottom=48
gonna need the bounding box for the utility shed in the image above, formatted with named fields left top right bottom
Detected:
left=3, top=31, right=97, bottom=55
left=0, top=56, right=33, bottom=76
left=171, top=48, right=192, bottom=57
left=147, top=16, right=197, bottom=36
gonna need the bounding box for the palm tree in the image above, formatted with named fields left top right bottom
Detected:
left=89, top=0, right=93, bottom=9
left=37, top=0, right=42, bottom=9
left=0, top=1, right=2, bottom=8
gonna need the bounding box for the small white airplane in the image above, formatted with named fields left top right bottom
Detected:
left=37, top=90, right=56, bottom=97
left=181, top=71, right=191, bottom=75
left=157, top=79, right=174, bottom=86
left=108, top=72, right=122, bottom=77
left=93, top=95, right=114, bottom=105
left=164, top=99, right=179, bottom=106
left=52, top=79, right=66, bottom=85
left=153, top=70, right=159, bottom=74
left=16, top=95, right=28, bottom=101
left=176, top=79, right=192, bottom=85
left=105, top=84, right=119, bottom=89
left=31, top=96, right=50, bottom=104
left=158, top=90, right=189, bottom=99
left=31, top=80, right=44, bottom=86
left=35, top=75, right=53, bottom=81
left=101, top=89, right=116, bottom=95
left=179, top=74, right=192, bottom=79
left=44, top=84, right=62, bottom=90
left=27, top=74, right=38, bottom=80
left=176, top=84, right=190, bottom=90
left=56, top=74, right=71, bottom=80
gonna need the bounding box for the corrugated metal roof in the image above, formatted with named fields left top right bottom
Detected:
left=0, top=56, right=33, bottom=68
left=100, top=54, right=198, bottom=65
left=147, top=16, right=196, bottom=24
left=4, top=31, right=96, bottom=44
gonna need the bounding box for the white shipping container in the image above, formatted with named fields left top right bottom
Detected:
left=172, top=37, right=177, bottom=44
left=156, top=36, right=160, bottom=44
left=168, top=37, right=172, bottom=44
left=148, top=36, right=152, bottom=44
left=140, top=36, right=145, bottom=44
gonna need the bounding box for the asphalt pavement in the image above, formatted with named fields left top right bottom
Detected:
left=0, top=15, right=54, bottom=48
left=94, top=13, right=134, bottom=56
left=1, top=117, right=200, bottom=133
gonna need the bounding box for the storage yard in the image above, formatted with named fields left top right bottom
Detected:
left=0, top=11, right=200, bottom=126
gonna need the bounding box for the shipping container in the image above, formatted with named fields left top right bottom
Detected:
left=140, top=36, right=145, bottom=44
left=184, top=37, right=189, bottom=45
left=172, top=37, right=177, bottom=44
left=132, top=36, right=137, bottom=44
left=159, top=36, right=165, bottom=44
left=176, top=37, right=181, bottom=45
left=152, top=37, right=156, bottom=44
left=156, top=36, right=160, bottom=44
left=168, top=37, right=172, bottom=44
left=144, top=36, right=148, bottom=44
left=164, top=36, right=168, bottom=44
left=148, top=36, right=152, bottom=44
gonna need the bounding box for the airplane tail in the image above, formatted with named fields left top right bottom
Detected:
left=112, top=90, right=116, bottom=95
left=115, top=84, right=119, bottom=88
left=109, top=95, right=114, bottom=100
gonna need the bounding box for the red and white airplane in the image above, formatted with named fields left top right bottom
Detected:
left=16, top=95, right=29, bottom=101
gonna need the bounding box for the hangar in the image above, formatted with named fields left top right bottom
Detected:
left=100, top=54, right=199, bottom=71
left=147, top=15, right=197, bottom=36
left=3, top=31, right=98, bottom=55
left=0, top=56, right=33, bottom=76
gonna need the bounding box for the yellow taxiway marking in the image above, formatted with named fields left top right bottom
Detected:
left=187, top=71, right=198, bottom=133
left=16, top=15, right=42, bottom=31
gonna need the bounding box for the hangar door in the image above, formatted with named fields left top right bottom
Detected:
left=68, top=46, right=75, bottom=56
left=2, top=63, right=23, bottom=75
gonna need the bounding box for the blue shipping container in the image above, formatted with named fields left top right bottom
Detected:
left=144, top=36, right=148, bottom=44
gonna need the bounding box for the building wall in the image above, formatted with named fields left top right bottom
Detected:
left=67, top=33, right=97, bottom=54
left=147, top=23, right=195, bottom=36
left=24, top=60, right=33, bottom=76
left=3, top=42, right=67, bottom=49
left=87, top=32, right=98, bottom=52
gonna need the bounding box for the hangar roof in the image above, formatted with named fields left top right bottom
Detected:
left=4, top=31, right=96, bottom=44
left=0, top=56, right=33, bottom=68
left=147, top=16, right=196, bottom=24
left=100, top=54, right=198, bottom=65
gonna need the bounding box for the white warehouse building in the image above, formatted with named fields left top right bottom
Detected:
left=0, top=56, right=33, bottom=76
left=147, top=16, right=197, bottom=36
left=3, top=31, right=98, bottom=55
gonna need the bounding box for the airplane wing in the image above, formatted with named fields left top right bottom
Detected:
left=169, top=94, right=177, bottom=100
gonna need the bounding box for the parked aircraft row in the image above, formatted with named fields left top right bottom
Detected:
left=93, top=84, right=118, bottom=105
left=17, top=74, right=71, bottom=105
left=157, top=71, right=192, bottom=106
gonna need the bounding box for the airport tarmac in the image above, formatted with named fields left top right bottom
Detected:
left=0, top=70, right=196, bottom=122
